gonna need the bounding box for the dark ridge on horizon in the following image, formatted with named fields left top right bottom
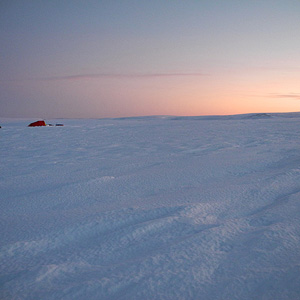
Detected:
left=168, top=112, right=300, bottom=121
left=107, top=112, right=300, bottom=121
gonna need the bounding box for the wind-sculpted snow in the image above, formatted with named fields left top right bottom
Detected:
left=1, top=114, right=300, bottom=299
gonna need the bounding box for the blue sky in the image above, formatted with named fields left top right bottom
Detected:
left=1, top=0, right=300, bottom=118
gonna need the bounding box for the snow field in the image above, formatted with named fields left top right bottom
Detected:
left=1, top=114, right=300, bottom=299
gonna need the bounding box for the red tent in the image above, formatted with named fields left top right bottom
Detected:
left=28, top=120, right=46, bottom=127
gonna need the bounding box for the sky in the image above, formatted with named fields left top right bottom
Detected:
left=1, top=0, right=300, bottom=118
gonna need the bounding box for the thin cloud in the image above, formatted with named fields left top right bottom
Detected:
left=269, top=93, right=300, bottom=100
left=40, top=72, right=208, bottom=81
left=256, top=66, right=300, bottom=71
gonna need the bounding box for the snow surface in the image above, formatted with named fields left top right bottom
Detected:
left=1, top=113, right=300, bottom=300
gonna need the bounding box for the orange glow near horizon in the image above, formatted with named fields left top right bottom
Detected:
left=4, top=69, right=299, bottom=119
left=55, top=73, right=300, bottom=118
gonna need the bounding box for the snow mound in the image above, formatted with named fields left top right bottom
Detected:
left=243, top=113, right=272, bottom=119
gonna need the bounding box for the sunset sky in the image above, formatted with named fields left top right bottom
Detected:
left=1, top=0, right=300, bottom=118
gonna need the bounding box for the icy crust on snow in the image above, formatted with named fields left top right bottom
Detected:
left=1, top=114, right=300, bottom=299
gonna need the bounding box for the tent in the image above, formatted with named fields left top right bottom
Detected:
left=28, top=120, right=46, bottom=127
